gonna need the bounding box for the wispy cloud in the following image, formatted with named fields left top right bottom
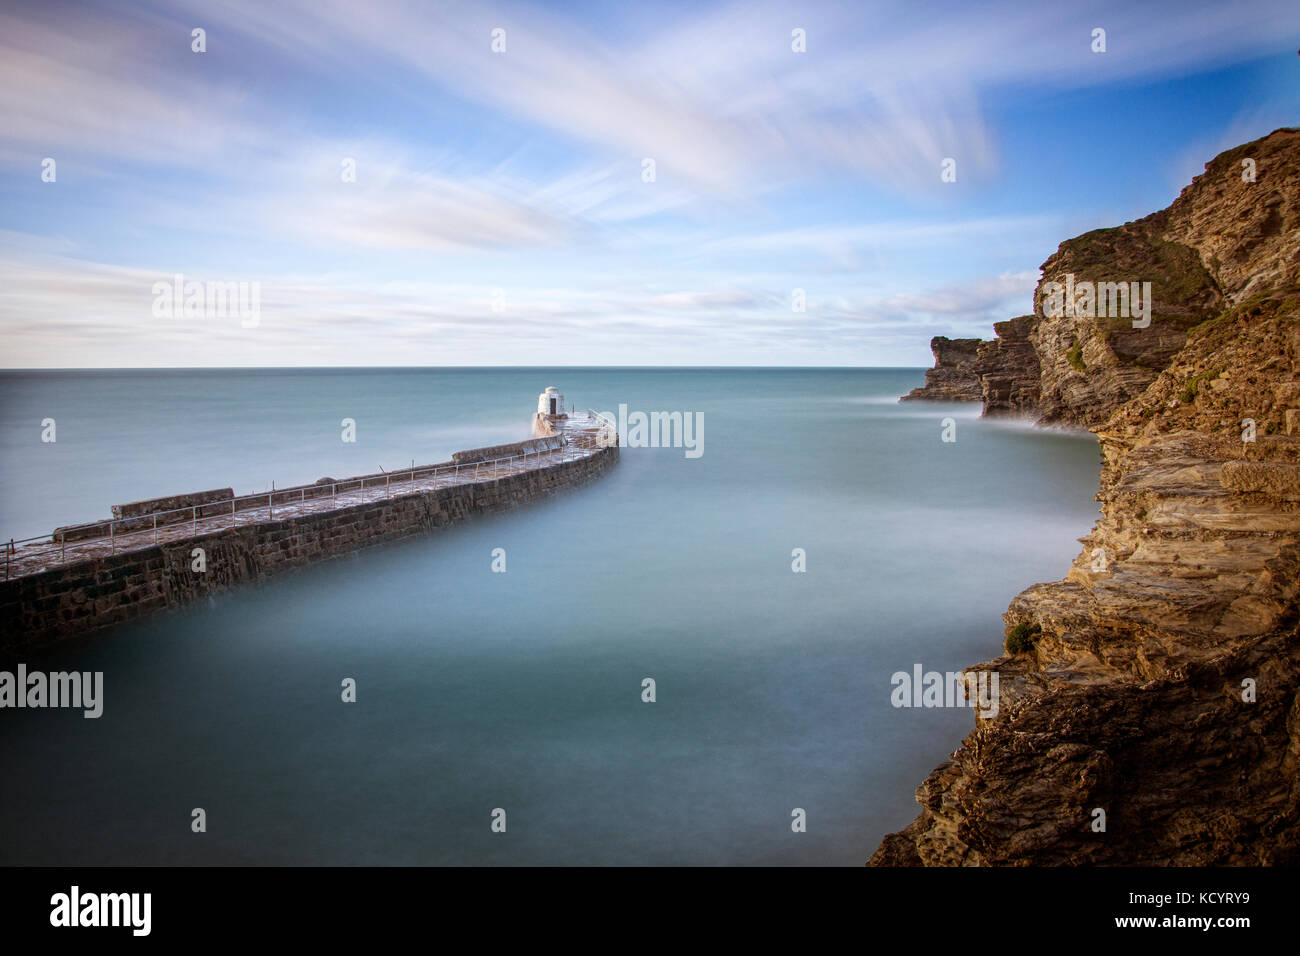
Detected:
left=0, top=7, right=273, bottom=168
left=885, top=271, right=1038, bottom=317
left=1, top=0, right=1295, bottom=367
left=268, top=159, right=573, bottom=252
left=10, top=0, right=1289, bottom=191
left=0, top=243, right=1041, bottom=366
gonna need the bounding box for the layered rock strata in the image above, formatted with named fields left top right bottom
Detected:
left=901, top=337, right=984, bottom=401
left=905, top=129, right=1298, bottom=427
left=875, top=129, right=1300, bottom=865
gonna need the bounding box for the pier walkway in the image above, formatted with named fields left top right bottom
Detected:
left=4, top=411, right=614, bottom=582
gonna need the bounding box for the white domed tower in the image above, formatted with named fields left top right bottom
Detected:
left=537, top=385, right=566, bottom=419
left=533, top=385, right=569, bottom=437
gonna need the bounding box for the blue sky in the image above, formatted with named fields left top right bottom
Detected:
left=1, top=0, right=1296, bottom=367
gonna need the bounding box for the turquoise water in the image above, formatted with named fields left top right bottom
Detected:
left=0, top=368, right=1100, bottom=865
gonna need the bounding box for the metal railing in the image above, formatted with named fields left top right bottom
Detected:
left=576, top=409, right=618, bottom=449
left=3, top=433, right=608, bottom=581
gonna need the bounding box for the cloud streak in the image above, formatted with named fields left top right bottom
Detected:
left=1, top=0, right=1295, bottom=367
left=0, top=246, right=1035, bottom=366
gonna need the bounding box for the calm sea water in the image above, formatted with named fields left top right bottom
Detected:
left=0, top=368, right=1100, bottom=865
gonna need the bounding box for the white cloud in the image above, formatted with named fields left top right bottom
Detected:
left=1, top=0, right=1293, bottom=368
left=148, top=0, right=1295, bottom=197
left=884, top=271, right=1038, bottom=316
left=0, top=242, right=1039, bottom=366
left=0, top=8, right=273, bottom=168
left=271, top=164, right=572, bottom=252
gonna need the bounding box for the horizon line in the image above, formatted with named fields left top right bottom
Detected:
left=0, top=364, right=931, bottom=372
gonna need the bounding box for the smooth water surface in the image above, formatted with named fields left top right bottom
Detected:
left=0, top=368, right=1100, bottom=865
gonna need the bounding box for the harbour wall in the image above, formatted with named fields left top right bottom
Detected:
left=0, top=444, right=617, bottom=654
left=452, top=435, right=563, bottom=464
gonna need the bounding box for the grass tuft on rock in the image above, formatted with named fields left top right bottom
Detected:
left=1066, top=338, right=1087, bottom=373
left=1005, top=622, right=1042, bottom=655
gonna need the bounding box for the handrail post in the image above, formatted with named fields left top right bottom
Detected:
left=5, top=539, right=10, bottom=581
left=110, top=520, right=115, bottom=554
left=191, top=505, right=197, bottom=536
left=154, top=513, right=158, bottom=543
left=332, top=483, right=336, bottom=503
left=61, top=532, right=66, bottom=562
left=269, top=492, right=273, bottom=519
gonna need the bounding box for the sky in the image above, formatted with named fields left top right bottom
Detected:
left=0, top=0, right=1297, bottom=368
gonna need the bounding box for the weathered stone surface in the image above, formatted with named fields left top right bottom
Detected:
left=872, top=133, right=1300, bottom=866
left=901, top=337, right=984, bottom=402
left=112, top=488, right=234, bottom=519
left=452, top=435, right=563, bottom=464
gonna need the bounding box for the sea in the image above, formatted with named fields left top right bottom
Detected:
left=0, top=367, right=1101, bottom=865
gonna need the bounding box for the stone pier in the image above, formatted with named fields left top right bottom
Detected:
left=0, top=411, right=617, bottom=653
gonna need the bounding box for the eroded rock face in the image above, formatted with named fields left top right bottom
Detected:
left=1030, top=219, right=1221, bottom=427
left=977, top=316, right=1040, bottom=417
left=1161, top=131, right=1300, bottom=304
left=871, top=134, right=1300, bottom=866
left=906, top=128, right=1299, bottom=429
left=901, top=337, right=984, bottom=401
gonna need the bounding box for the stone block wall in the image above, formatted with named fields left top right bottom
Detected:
left=113, top=488, right=235, bottom=519
left=452, top=435, right=564, bottom=464
left=0, top=446, right=617, bottom=654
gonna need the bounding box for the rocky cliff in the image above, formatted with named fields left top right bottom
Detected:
left=901, top=337, right=984, bottom=401
left=977, top=316, right=1041, bottom=417
left=873, top=129, right=1300, bottom=866
left=905, top=128, right=1299, bottom=428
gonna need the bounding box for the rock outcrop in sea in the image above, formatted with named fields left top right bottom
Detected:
left=900, top=337, right=984, bottom=401
left=875, top=128, right=1300, bottom=865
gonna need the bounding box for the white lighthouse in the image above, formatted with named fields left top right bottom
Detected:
left=537, top=385, right=566, bottom=419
